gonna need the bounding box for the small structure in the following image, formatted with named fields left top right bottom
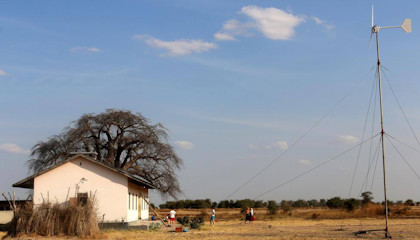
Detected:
left=12, top=154, right=154, bottom=223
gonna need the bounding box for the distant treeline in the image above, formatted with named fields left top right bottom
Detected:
left=158, top=192, right=420, bottom=212
left=159, top=198, right=328, bottom=210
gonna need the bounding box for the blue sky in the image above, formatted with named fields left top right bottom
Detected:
left=1, top=0, right=420, bottom=204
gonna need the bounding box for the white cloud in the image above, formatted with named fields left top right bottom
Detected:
left=214, top=32, right=236, bottom=41
left=339, top=135, right=359, bottom=144
left=240, top=6, right=305, bottom=40
left=214, top=19, right=254, bottom=41
left=248, top=144, right=257, bottom=149
left=133, top=34, right=217, bottom=56
left=325, top=24, right=335, bottom=30
left=274, top=141, right=288, bottom=150
left=0, top=143, right=30, bottom=154
left=174, top=141, right=194, bottom=150
left=311, top=16, right=324, bottom=25
left=264, top=140, right=288, bottom=151
left=299, top=159, right=311, bottom=165
left=70, top=46, right=102, bottom=53
left=311, top=16, right=334, bottom=30
left=215, top=7, right=332, bottom=42
left=0, top=69, right=7, bottom=76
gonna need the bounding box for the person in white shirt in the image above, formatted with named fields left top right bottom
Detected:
left=210, top=208, right=216, bottom=226
left=169, top=209, right=176, bottom=225
left=250, top=208, right=255, bottom=223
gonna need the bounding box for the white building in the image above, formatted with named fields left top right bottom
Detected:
left=13, top=154, right=154, bottom=222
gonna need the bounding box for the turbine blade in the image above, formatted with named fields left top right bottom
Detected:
left=369, top=33, right=373, bottom=48
left=371, top=5, right=374, bottom=27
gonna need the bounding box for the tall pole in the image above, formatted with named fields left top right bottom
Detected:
left=353, top=13, right=411, bottom=238
left=373, top=27, right=391, bottom=238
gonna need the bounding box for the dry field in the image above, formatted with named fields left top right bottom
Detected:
left=2, top=218, right=420, bottom=240
left=103, top=218, right=420, bottom=240
left=2, top=208, right=420, bottom=239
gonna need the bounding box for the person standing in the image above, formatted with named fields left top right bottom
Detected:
left=210, top=208, right=216, bottom=226
left=169, top=209, right=176, bottom=225
left=245, top=207, right=250, bottom=223
left=250, top=208, right=255, bottom=223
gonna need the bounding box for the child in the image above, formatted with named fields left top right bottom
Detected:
left=169, top=209, right=176, bottom=225
left=210, top=208, right=216, bottom=226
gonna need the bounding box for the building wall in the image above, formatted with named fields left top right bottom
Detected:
left=127, top=182, right=149, bottom=221
left=33, top=157, right=129, bottom=222
left=0, top=211, right=13, bottom=224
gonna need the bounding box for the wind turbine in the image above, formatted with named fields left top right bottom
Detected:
left=370, top=6, right=411, bottom=45
left=358, top=6, right=412, bottom=239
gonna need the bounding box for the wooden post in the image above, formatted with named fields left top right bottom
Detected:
left=138, top=192, right=167, bottom=227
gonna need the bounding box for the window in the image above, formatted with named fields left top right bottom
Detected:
left=77, top=192, right=88, bottom=206
left=128, top=192, right=131, bottom=210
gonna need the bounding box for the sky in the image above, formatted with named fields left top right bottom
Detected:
left=1, top=0, right=420, bottom=205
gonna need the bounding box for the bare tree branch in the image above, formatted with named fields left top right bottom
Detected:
left=27, top=109, right=183, bottom=198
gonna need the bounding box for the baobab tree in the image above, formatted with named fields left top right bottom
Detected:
left=27, top=109, right=183, bottom=198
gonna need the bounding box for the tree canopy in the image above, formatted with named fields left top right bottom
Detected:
left=28, top=109, right=183, bottom=198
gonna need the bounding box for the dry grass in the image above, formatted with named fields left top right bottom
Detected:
left=3, top=218, right=420, bottom=240
left=2, top=207, right=420, bottom=239
left=6, top=197, right=99, bottom=237
left=158, top=205, right=420, bottom=220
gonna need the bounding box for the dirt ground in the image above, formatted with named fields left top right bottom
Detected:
left=2, top=218, right=420, bottom=240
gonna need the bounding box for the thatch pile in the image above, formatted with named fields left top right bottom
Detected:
left=5, top=194, right=99, bottom=237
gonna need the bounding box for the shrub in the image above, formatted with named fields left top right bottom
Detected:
left=190, top=217, right=204, bottom=229
left=311, top=213, right=321, bottom=219
left=326, top=197, right=344, bottom=209
left=344, top=198, right=361, bottom=212
left=267, top=201, right=278, bottom=215
left=280, top=200, right=292, bottom=213
left=177, top=216, right=190, bottom=226
left=149, top=222, right=160, bottom=231
left=177, top=216, right=204, bottom=229
left=292, top=199, right=307, bottom=208
left=395, top=206, right=411, bottom=215
left=361, top=191, right=373, bottom=205
left=404, top=199, right=415, bottom=206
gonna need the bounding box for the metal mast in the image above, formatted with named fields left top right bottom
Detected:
left=371, top=10, right=411, bottom=238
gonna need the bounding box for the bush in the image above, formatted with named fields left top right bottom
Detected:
left=177, top=216, right=190, bottom=226
left=280, top=200, right=292, bottom=213
left=311, top=213, right=321, bottom=219
left=149, top=222, right=160, bottom=231
left=190, top=217, right=204, bottom=229
left=395, top=206, right=411, bottom=215
left=267, top=201, right=278, bottom=215
left=177, top=216, right=204, bottom=229
left=404, top=199, right=415, bottom=206
left=326, top=197, right=344, bottom=209
left=292, top=199, right=307, bottom=208
left=361, top=191, right=373, bottom=205
left=344, top=198, right=361, bottom=212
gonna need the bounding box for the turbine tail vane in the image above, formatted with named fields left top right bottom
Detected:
left=401, top=19, right=412, bottom=33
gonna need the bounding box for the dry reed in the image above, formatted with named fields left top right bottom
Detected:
left=9, top=195, right=99, bottom=237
